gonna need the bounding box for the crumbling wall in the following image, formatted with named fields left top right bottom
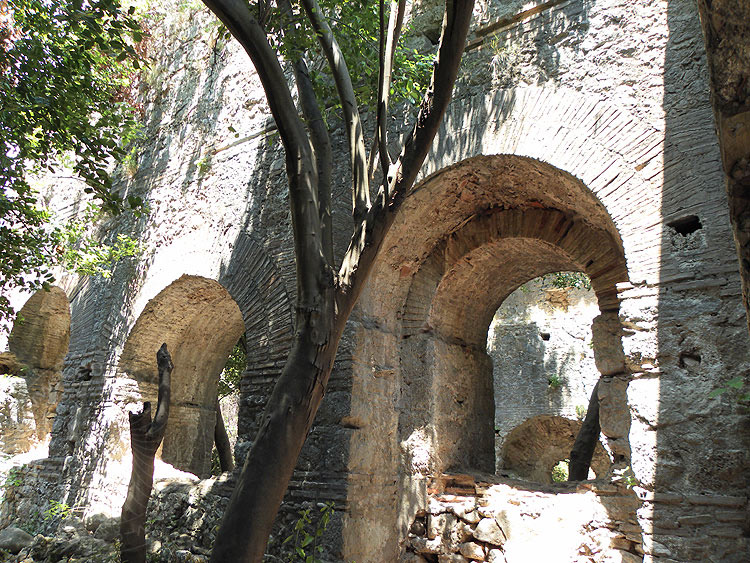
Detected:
left=488, top=279, right=600, bottom=469
left=1, top=0, right=748, bottom=562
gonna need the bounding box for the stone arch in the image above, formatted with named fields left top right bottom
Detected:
left=394, top=158, right=628, bottom=476
left=2, top=286, right=71, bottom=446
left=501, top=415, right=610, bottom=485
left=346, top=154, right=631, bottom=562
left=118, top=275, right=244, bottom=477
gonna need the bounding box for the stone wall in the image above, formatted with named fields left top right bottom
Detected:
left=1, top=0, right=748, bottom=562
left=488, top=278, right=600, bottom=470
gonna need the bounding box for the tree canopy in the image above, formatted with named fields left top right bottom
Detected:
left=0, top=0, right=143, bottom=328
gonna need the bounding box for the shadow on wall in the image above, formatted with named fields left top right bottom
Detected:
left=647, top=1, right=750, bottom=560
left=469, top=0, right=591, bottom=87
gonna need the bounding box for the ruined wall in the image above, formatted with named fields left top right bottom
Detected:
left=1, top=0, right=748, bottom=562
left=488, top=279, right=600, bottom=470
left=346, top=0, right=750, bottom=561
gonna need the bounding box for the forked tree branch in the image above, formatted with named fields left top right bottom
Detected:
left=300, top=0, right=370, bottom=223
left=337, top=0, right=475, bottom=308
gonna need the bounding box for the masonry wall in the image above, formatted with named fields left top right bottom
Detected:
left=1, top=0, right=748, bottom=562
left=488, top=279, right=600, bottom=470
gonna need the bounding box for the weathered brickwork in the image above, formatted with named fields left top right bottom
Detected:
left=1, top=0, right=748, bottom=561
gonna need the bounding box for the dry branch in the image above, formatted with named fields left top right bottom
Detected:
left=120, top=343, right=172, bottom=563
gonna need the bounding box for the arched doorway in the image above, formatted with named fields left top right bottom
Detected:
left=346, top=155, right=631, bottom=561
left=118, top=275, right=245, bottom=477
left=1, top=286, right=70, bottom=450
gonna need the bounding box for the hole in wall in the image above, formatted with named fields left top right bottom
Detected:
left=667, top=215, right=702, bottom=236
left=678, top=350, right=702, bottom=369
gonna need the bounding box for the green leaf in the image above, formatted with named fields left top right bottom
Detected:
left=727, top=377, right=745, bottom=389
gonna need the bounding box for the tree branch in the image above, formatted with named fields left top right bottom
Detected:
left=214, top=396, right=235, bottom=473
left=276, top=0, right=334, bottom=265
left=202, top=0, right=324, bottom=306
left=568, top=379, right=600, bottom=481
left=376, top=0, right=406, bottom=201
left=337, top=0, right=475, bottom=309
left=300, top=0, right=370, bottom=223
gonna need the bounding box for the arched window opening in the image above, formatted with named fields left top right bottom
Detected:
left=119, top=275, right=245, bottom=478
left=488, top=272, right=609, bottom=481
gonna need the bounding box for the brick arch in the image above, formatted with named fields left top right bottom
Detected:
left=5, top=286, right=71, bottom=442
left=403, top=207, right=627, bottom=348
left=397, top=200, right=627, bottom=475
left=347, top=153, right=632, bottom=561
left=345, top=88, right=654, bottom=560
left=119, top=275, right=244, bottom=477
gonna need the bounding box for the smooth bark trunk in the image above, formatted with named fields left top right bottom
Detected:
left=214, top=397, right=234, bottom=473
left=202, top=2, right=475, bottom=561
left=568, top=380, right=600, bottom=481
left=210, top=321, right=337, bottom=563
left=120, top=344, right=172, bottom=563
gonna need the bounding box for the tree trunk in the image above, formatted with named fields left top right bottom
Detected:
left=210, top=321, right=338, bottom=563
left=120, top=344, right=172, bottom=563
left=214, top=396, right=234, bottom=472
left=201, top=2, right=475, bottom=560
left=568, top=380, right=600, bottom=481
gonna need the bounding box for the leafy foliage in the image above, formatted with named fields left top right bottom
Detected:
left=547, top=373, right=563, bottom=389
left=261, top=0, right=433, bottom=111
left=43, top=499, right=75, bottom=522
left=709, top=376, right=750, bottom=405
left=57, top=202, right=143, bottom=278
left=551, top=459, right=569, bottom=482
left=218, top=337, right=247, bottom=399
left=542, top=271, right=592, bottom=290
left=281, top=502, right=335, bottom=562
left=0, top=0, right=145, bottom=328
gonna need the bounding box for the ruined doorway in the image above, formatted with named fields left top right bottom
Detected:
left=346, top=155, right=633, bottom=561
left=118, top=275, right=245, bottom=477
left=489, top=273, right=610, bottom=482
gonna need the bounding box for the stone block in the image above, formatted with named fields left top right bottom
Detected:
left=591, top=313, right=626, bottom=375
left=0, top=526, right=34, bottom=554
left=486, top=549, right=507, bottom=563
left=458, top=541, right=485, bottom=561
left=473, top=517, right=506, bottom=546
left=598, top=377, right=630, bottom=440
